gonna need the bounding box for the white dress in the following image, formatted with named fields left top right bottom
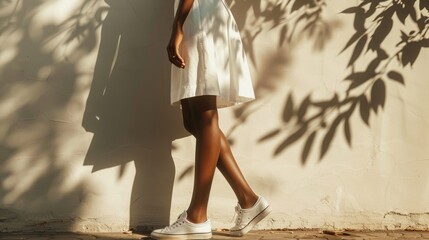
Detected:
left=171, top=0, right=255, bottom=108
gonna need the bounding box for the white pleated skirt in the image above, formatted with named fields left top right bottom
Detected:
left=171, top=0, right=255, bottom=108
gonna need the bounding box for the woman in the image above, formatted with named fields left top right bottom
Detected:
left=150, top=0, right=271, bottom=239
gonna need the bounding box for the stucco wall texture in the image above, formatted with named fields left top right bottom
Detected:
left=1, top=0, right=428, bottom=232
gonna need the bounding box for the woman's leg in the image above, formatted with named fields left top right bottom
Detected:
left=216, top=131, right=258, bottom=209
left=181, top=97, right=258, bottom=220
left=181, top=96, right=221, bottom=223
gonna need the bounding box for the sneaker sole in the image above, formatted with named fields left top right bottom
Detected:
left=150, top=232, right=212, bottom=239
left=229, top=205, right=272, bottom=237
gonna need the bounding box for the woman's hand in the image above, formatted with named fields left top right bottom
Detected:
left=167, top=23, right=186, bottom=69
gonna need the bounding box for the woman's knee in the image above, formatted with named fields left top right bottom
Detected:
left=193, top=110, right=218, bottom=131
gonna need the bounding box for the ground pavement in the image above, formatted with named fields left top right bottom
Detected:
left=0, top=230, right=429, bottom=240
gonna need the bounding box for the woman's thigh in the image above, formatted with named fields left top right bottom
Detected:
left=181, top=96, right=218, bottom=131
left=184, top=96, right=217, bottom=113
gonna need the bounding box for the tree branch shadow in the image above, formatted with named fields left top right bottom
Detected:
left=259, top=0, right=429, bottom=165
left=224, top=0, right=336, bottom=142
left=0, top=0, right=104, bottom=231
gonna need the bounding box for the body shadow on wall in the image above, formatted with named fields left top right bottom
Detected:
left=82, top=0, right=187, bottom=230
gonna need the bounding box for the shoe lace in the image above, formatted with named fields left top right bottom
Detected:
left=165, top=217, right=185, bottom=231
left=231, top=205, right=243, bottom=224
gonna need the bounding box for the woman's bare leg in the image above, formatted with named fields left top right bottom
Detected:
left=182, top=96, right=221, bottom=223
left=216, top=132, right=258, bottom=209
left=181, top=97, right=258, bottom=223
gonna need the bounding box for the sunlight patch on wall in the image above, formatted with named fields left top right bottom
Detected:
left=0, top=33, right=20, bottom=67
left=2, top=156, right=49, bottom=205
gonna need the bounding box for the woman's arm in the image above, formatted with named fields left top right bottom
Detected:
left=174, top=0, right=194, bottom=28
left=167, top=0, right=194, bottom=68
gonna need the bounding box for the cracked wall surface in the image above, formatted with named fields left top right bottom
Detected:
left=0, top=0, right=428, bottom=232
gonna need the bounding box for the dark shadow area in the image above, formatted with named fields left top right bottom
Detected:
left=259, top=0, right=429, bottom=164
left=82, top=0, right=187, bottom=230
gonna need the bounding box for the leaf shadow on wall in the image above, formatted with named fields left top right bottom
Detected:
left=82, top=0, right=187, bottom=230
left=258, top=1, right=429, bottom=165
left=224, top=1, right=333, bottom=149
left=0, top=0, right=103, bottom=231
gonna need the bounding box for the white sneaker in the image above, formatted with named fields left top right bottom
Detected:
left=150, top=211, right=212, bottom=239
left=230, top=196, right=272, bottom=236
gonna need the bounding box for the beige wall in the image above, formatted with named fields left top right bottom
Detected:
left=0, top=0, right=428, bottom=232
